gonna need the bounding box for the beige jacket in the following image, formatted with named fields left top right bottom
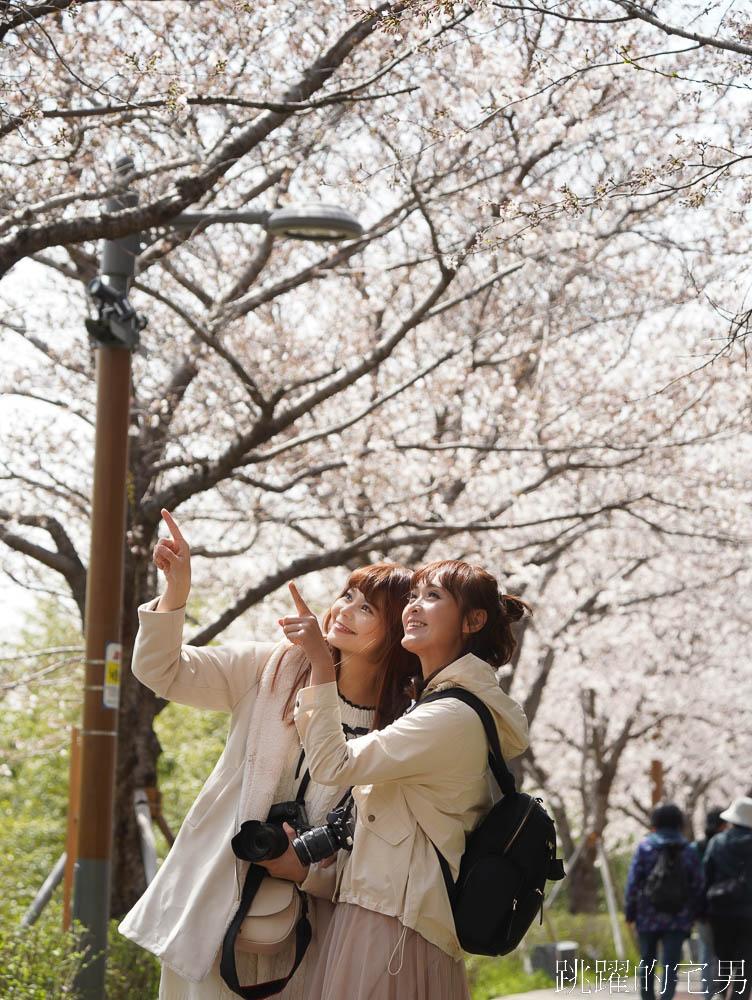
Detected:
left=118, top=602, right=336, bottom=985
left=294, top=652, right=529, bottom=959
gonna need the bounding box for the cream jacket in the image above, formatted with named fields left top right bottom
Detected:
left=118, top=602, right=337, bottom=985
left=294, top=652, right=529, bottom=960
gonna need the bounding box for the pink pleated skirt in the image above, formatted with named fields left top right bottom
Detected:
left=306, top=901, right=471, bottom=1000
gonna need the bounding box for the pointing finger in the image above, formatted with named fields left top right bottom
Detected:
left=288, top=582, right=314, bottom=617
left=161, top=509, right=186, bottom=547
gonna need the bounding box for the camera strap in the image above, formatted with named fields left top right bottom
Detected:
left=334, top=786, right=355, bottom=818
left=219, top=864, right=312, bottom=999
left=294, top=746, right=306, bottom=780
left=220, top=749, right=353, bottom=997
left=295, top=759, right=311, bottom=804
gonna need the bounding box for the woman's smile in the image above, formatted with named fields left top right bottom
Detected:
left=404, top=617, right=426, bottom=631
left=325, top=587, right=384, bottom=656
left=401, top=579, right=466, bottom=674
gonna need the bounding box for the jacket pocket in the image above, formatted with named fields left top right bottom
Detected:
left=184, top=758, right=242, bottom=829
left=355, top=787, right=413, bottom=846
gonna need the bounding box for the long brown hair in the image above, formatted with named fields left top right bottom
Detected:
left=276, top=564, right=419, bottom=729
left=410, top=559, right=531, bottom=669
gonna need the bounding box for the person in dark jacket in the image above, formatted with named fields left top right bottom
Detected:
left=692, top=809, right=727, bottom=998
left=704, top=796, right=752, bottom=1000
left=625, top=802, right=704, bottom=1000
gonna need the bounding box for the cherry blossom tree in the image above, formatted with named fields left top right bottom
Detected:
left=1, top=0, right=750, bottom=913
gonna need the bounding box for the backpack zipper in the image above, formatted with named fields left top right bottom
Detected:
left=503, top=797, right=537, bottom=855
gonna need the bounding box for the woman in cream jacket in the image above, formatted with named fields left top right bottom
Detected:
left=118, top=510, right=419, bottom=1000
left=281, top=559, right=530, bottom=999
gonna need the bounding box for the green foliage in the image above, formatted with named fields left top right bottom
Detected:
left=0, top=598, right=224, bottom=997
left=465, top=903, right=641, bottom=998
left=0, top=734, right=71, bottom=923
left=0, top=602, right=82, bottom=926
left=0, top=918, right=160, bottom=999
left=533, top=911, right=639, bottom=966
left=524, top=884, right=640, bottom=966
left=0, top=921, right=86, bottom=998
left=106, top=921, right=160, bottom=999
left=466, top=951, right=554, bottom=999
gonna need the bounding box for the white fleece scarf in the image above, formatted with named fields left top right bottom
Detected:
left=236, top=641, right=309, bottom=826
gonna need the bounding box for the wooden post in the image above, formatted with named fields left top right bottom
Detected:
left=650, top=759, right=664, bottom=805
left=63, top=727, right=81, bottom=932
left=73, top=159, right=137, bottom=1000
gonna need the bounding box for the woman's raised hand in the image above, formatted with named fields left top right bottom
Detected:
left=154, top=509, right=191, bottom=611
left=279, top=583, right=335, bottom=680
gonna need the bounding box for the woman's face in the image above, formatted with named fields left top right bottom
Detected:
left=325, top=587, right=385, bottom=661
left=401, top=577, right=465, bottom=667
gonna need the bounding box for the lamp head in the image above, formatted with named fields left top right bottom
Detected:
left=266, top=204, right=363, bottom=242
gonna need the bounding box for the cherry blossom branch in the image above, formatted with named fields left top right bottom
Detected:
left=0, top=0, right=132, bottom=41
left=0, top=2, right=410, bottom=275
left=19, top=86, right=419, bottom=122
left=0, top=511, right=86, bottom=617
left=605, top=0, right=752, bottom=58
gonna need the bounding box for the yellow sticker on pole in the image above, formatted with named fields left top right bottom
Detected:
left=104, top=642, right=121, bottom=709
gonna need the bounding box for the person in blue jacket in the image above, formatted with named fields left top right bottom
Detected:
left=704, top=796, right=752, bottom=1000
left=625, top=802, right=704, bottom=1000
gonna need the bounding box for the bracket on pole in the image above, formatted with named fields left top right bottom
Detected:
left=85, top=278, right=147, bottom=350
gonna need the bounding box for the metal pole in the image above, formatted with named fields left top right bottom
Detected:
left=21, top=853, right=68, bottom=927
left=133, top=790, right=158, bottom=885
left=596, top=837, right=625, bottom=960
left=72, top=156, right=138, bottom=1000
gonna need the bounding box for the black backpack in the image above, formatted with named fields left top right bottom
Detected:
left=642, top=842, right=689, bottom=913
left=420, top=687, right=565, bottom=956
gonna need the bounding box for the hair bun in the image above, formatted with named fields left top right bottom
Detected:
left=500, top=594, right=528, bottom=623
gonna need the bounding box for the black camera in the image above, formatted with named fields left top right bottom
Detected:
left=231, top=800, right=310, bottom=863
left=231, top=799, right=355, bottom=867
left=291, top=802, right=355, bottom=866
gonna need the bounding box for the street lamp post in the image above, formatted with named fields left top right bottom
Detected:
left=72, top=156, right=362, bottom=999
left=73, top=163, right=144, bottom=1000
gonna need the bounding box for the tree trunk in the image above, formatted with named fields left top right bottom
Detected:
left=567, top=837, right=600, bottom=914
left=111, top=551, right=163, bottom=916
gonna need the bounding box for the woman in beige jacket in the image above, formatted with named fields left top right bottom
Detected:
left=118, top=510, right=419, bottom=1000
left=282, top=559, right=530, bottom=999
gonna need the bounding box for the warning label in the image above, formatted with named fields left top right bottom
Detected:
left=103, top=642, right=121, bottom=709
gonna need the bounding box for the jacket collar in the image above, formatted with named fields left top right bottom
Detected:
left=414, top=651, right=529, bottom=763
left=421, top=652, right=495, bottom=697
left=648, top=829, right=687, bottom=846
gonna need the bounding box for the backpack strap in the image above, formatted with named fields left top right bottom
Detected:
left=419, top=687, right=517, bottom=797
left=417, top=687, right=517, bottom=902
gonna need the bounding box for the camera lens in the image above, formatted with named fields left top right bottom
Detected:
left=232, top=820, right=290, bottom=862
left=292, top=826, right=338, bottom=866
